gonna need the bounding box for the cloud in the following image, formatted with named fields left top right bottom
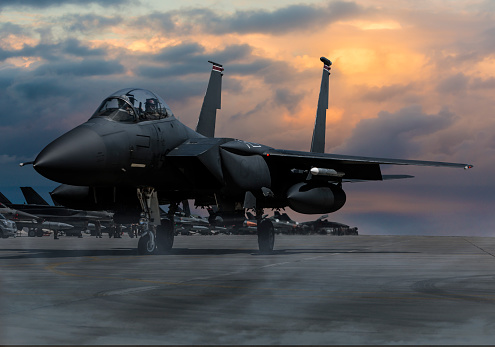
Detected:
left=231, top=100, right=269, bottom=120
left=181, top=1, right=366, bottom=35
left=335, top=105, right=455, bottom=158
left=436, top=73, right=470, bottom=94
left=0, top=0, right=131, bottom=9
left=63, top=14, right=124, bottom=35
left=0, top=38, right=108, bottom=62
left=127, top=1, right=367, bottom=37
left=138, top=43, right=272, bottom=79
left=0, top=0, right=491, bottom=240
left=360, top=83, right=417, bottom=103
left=274, top=88, right=305, bottom=112
left=471, top=77, right=495, bottom=90
left=33, top=59, right=125, bottom=77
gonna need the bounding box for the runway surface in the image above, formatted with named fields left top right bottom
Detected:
left=2, top=233, right=495, bottom=344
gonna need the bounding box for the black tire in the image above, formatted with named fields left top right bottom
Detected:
left=36, top=229, right=43, bottom=237
left=28, top=229, right=36, bottom=237
left=155, top=220, right=174, bottom=254
left=137, top=232, right=156, bottom=255
left=257, top=219, right=275, bottom=254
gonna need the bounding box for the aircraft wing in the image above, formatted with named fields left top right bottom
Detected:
left=260, top=149, right=472, bottom=181
left=264, top=149, right=473, bottom=169
left=170, top=139, right=472, bottom=183
left=343, top=175, right=415, bottom=183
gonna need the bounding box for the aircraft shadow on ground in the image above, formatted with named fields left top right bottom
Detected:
left=0, top=247, right=419, bottom=260
left=0, top=248, right=137, bottom=260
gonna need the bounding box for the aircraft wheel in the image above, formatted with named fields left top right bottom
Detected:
left=28, top=229, right=36, bottom=237
left=257, top=219, right=275, bottom=254
left=155, top=220, right=174, bottom=254
left=137, top=231, right=156, bottom=255
left=36, top=229, right=43, bottom=237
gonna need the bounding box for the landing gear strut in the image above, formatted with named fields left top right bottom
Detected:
left=136, top=188, right=159, bottom=255
left=256, top=208, right=274, bottom=254
left=136, top=188, right=176, bottom=255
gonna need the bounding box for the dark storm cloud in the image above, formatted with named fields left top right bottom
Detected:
left=0, top=0, right=131, bottom=9
left=134, top=1, right=366, bottom=36
left=471, top=77, right=495, bottom=90
left=139, top=43, right=271, bottom=78
left=153, top=42, right=205, bottom=62
left=336, top=105, right=455, bottom=158
left=183, top=1, right=365, bottom=34
left=11, top=76, right=77, bottom=100
left=436, top=73, right=469, bottom=94
left=231, top=100, right=269, bottom=120
left=132, top=11, right=179, bottom=33
left=152, top=43, right=254, bottom=67
left=480, top=26, right=495, bottom=54
left=0, top=38, right=106, bottom=62
left=64, top=14, right=124, bottom=34
left=360, top=83, right=415, bottom=103
left=275, top=88, right=305, bottom=112
left=0, top=22, right=26, bottom=37
left=33, top=59, right=125, bottom=77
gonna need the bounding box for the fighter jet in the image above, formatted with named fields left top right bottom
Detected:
left=21, top=186, right=53, bottom=206
left=0, top=202, right=40, bottom=223
left=0, top=190, right=110, bottom=237
left=244, top=211, right=298, bottom=234
left=29, top=58, right=473, bottom=254
left=0, top=202, right=73, bottom=237
left=297, top=215, right=357, bottom=235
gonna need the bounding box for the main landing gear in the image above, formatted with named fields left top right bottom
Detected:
left=256, top=208, right=274, bottom=254
left=136, top=188, right=176, bottom=255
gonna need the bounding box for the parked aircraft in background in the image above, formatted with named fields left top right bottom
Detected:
left=0, top=190, right=112, bottom=237
left=0, top=202, right=74, bottom=237
left=29, top=58, right=472, bottom=254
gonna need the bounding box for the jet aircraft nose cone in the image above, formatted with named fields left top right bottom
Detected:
left=34, top=126, right=107, bottom=185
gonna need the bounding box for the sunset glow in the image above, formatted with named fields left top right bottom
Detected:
left=0, top=0, right=493, bottom=235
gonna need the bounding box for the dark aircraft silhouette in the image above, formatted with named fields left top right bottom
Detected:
left=29, top=58, right=473, bottom=254
left=20, top=186, right=53, bottom=206
left=0, top=201, right=73, bottom=236
left=0, top=190, right=110, bottom=237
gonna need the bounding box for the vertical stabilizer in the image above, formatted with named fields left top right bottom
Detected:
left=196, top=61, right=223, bottom=137
left=0, top=192, right=12, bottom=205
left=21, top=187, right=50, bottom=205
left=310, top=57, right=332, bottom=153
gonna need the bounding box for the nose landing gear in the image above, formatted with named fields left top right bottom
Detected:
left=136, top=187, right=177, bottom=255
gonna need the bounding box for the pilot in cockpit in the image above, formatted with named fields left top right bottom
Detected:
left=144, top=98, right=159, bottom=120
left=119, top=95, right=134, bottom=116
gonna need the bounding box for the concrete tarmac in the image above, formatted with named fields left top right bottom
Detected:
left=2, top=233, right=495, bottom=344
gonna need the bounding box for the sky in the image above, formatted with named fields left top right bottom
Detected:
left=0, top=0, right=493, bottom=236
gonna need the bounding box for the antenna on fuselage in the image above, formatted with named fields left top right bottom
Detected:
left=310, top=57, right=332, bottom=153
left=196, top=61, right=224, bottom=138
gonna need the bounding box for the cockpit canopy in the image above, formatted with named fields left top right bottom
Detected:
left=91, top=88, right=174, bottom=122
